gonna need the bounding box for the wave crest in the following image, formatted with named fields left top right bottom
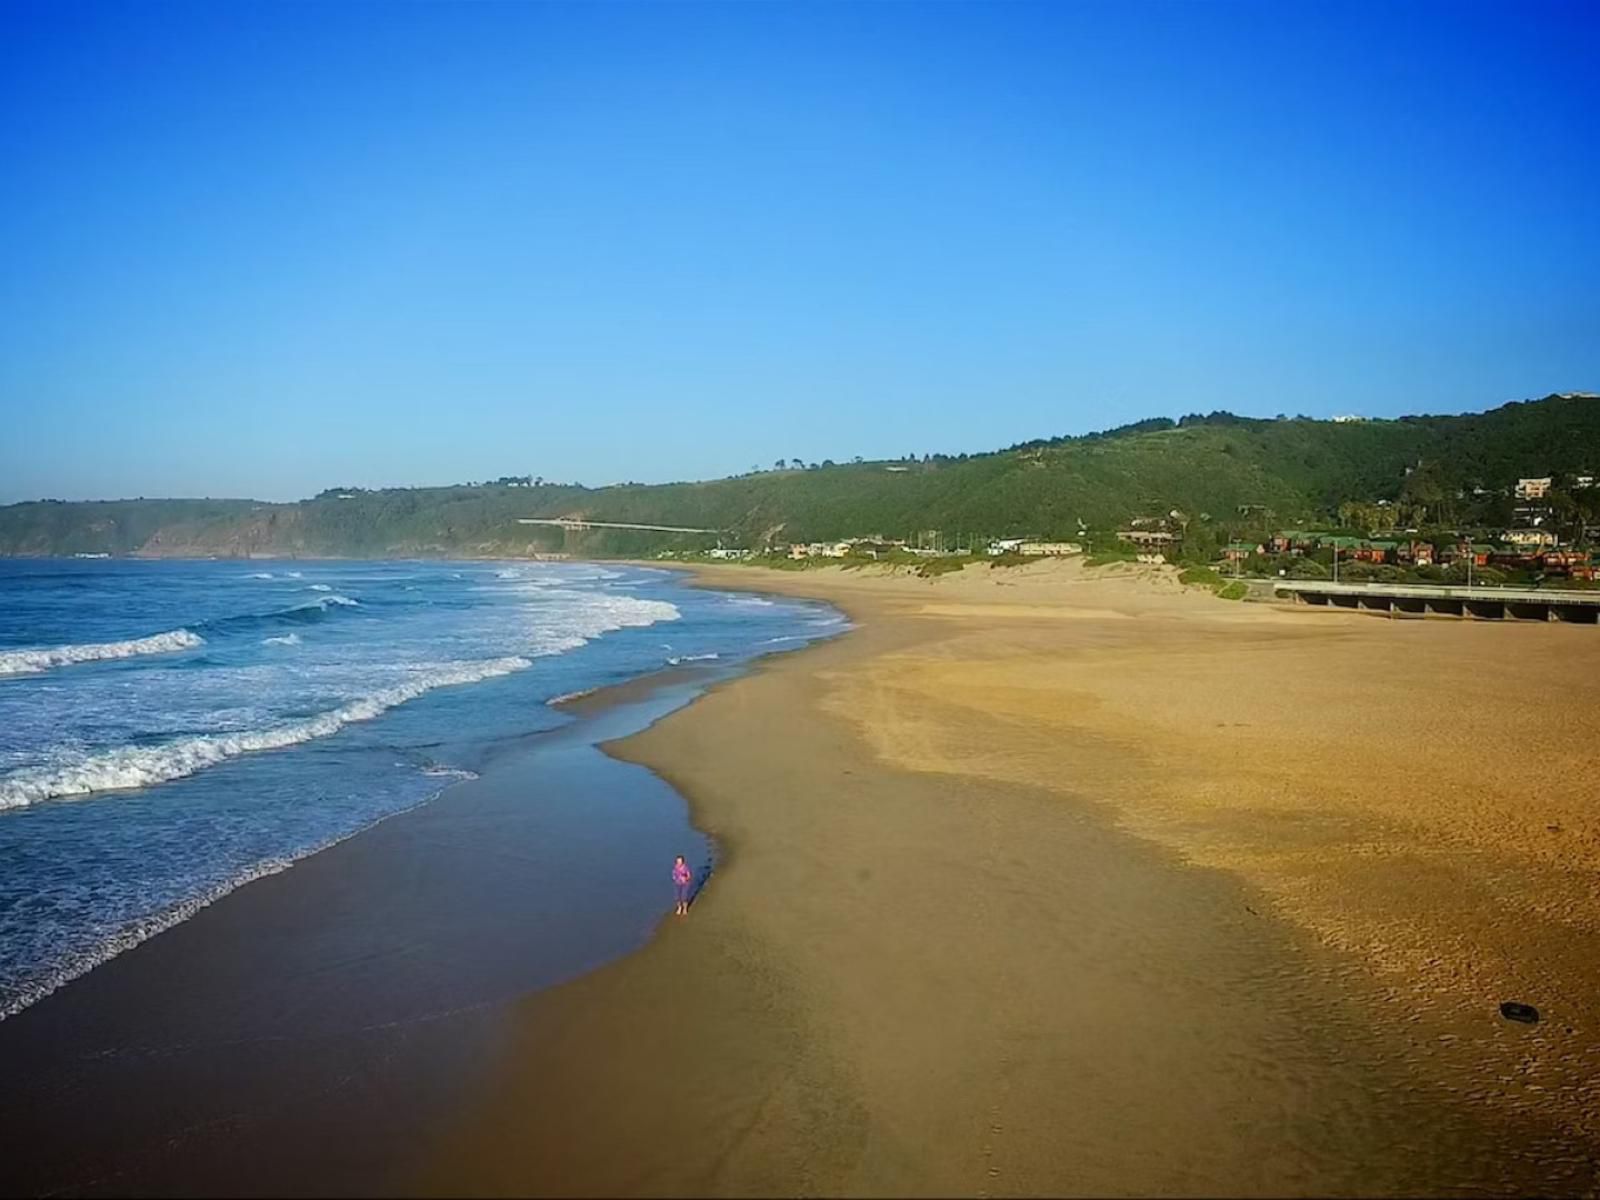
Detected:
left=0, top=629, right=205, bottom=677
left=0, top=656, right=531, bottom=809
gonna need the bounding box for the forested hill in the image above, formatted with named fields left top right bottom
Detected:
left=4, top=393, right=1598, bottom=559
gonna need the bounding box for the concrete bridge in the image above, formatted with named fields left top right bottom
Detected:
left=1274, top=580, right=1600, bottom=623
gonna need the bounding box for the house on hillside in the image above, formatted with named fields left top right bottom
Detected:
left=1266, top=530, right=1321, bottom=555
left=1019, top=541, right=1081, bottom=557
left=1441, top=542, right=1493, bottom=568
left=1223, top=541, right=1260, bottom=563
left=987, top=538, right=1026, bottom=556
left=1542, top=549, right=1594, bottom=578
left=1394, top=540, right=1435, bottom=566
left=1515, top=477, right=1553, bottom=500
left=1322, top=536, right=1392, bottom=563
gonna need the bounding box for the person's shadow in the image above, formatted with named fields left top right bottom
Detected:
left=683, top=853, right=715, bottom=910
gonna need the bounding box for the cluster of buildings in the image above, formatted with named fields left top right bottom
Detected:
left=774, top=534, right=1085, bottom=561
left=1250, top=529, right=1595, bottom=579
left=697, top=474, right=1599, bottom=578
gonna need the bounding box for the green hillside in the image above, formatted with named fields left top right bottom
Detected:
left=4, top=394, right=1598, bottom=559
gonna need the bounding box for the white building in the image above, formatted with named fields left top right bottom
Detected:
left=1514, top=477, right=1553, bottom=500
left=1503, top=527, right=1557, bottom=548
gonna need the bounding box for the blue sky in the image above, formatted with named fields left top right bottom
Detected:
left=1, top=0, right=1596, bottom=502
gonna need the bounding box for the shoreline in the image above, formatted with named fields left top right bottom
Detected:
left=0, top=591, right=821, bottom=1195
left=421, top=559, right=1598, bottom=1196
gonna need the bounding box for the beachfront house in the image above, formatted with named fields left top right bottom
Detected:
left=1514, top=477, right=1553, bottom=500
left=987, top=538, right=1027, bottom=556
left=1394, top=540, right=1435, bottom=566
left=1018, top=541, right=1082, bottom=557
left=1119, top=529, right=1175, bottom=549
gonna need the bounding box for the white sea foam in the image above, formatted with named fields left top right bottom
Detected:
left=0, top=593, right=680, bottom=809
left=290, top=593, right=358, bottom=611
left=0, top=656, right=532, bottom=810
left=0, top=629, right=205, bottom=677
left=245, top=571, right=274, bottom=579
left=516, top=589, right=680, bottom=657
left=420, top=765, right=478, bottom=780
left=307, top=583, right=333, bottom=592
left=727, top=595, right=775, bottom=607
left=285, top=571, right=303, bottom=579
left=545, top=687, right=598, bottom=707
left=666, top=652, right=720, bottom=665
left=262, top=633, right=301, bottom=647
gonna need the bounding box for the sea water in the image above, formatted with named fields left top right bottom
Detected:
left=0, top=558, right=843, bottom=1018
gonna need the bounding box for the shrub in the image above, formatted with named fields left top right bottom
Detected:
left=916, top=556, right=973, bottom=578
left=1217, top=581, right=1248, bottom=601
left=1084, top=542, right=1140, bottom=567
left=1178, top=566, right=1224, bottom=588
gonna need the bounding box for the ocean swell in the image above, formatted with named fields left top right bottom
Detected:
left=0, top=656, right=532, bottom=810
left=0, top=629, right=205, bottom=677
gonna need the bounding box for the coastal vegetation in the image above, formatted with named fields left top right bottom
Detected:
left=3, top=393, right=1598, bottom=560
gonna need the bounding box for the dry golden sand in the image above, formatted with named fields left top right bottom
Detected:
left=422, top=559, right=1599, bottom=1196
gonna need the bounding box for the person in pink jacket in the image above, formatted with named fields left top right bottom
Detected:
left=672, top=855, right=693, bottom=916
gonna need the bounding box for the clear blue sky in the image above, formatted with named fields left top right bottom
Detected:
left=2, top=0, right=1596, bottom=502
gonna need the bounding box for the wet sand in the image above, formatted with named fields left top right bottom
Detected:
left=424, top=560, right=1599, bottom=1196
left=0, top=670, right=724, bottom=1197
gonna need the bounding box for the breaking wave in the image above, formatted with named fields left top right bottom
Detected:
left=0, top=656, right=532, bottom=810
left=206, top=594, right=360, bottom=634
left=262, top=633, right=301, bottom=647
left=0, top=629, right=205, bottom=677
left=0, top=593, right=680, bottom=810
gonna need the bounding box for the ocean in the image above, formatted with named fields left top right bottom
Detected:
left=0, top=557, right=843, bottom=1020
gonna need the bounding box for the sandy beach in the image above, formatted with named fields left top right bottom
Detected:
left=423, top=558, right=1600, bottom=1196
